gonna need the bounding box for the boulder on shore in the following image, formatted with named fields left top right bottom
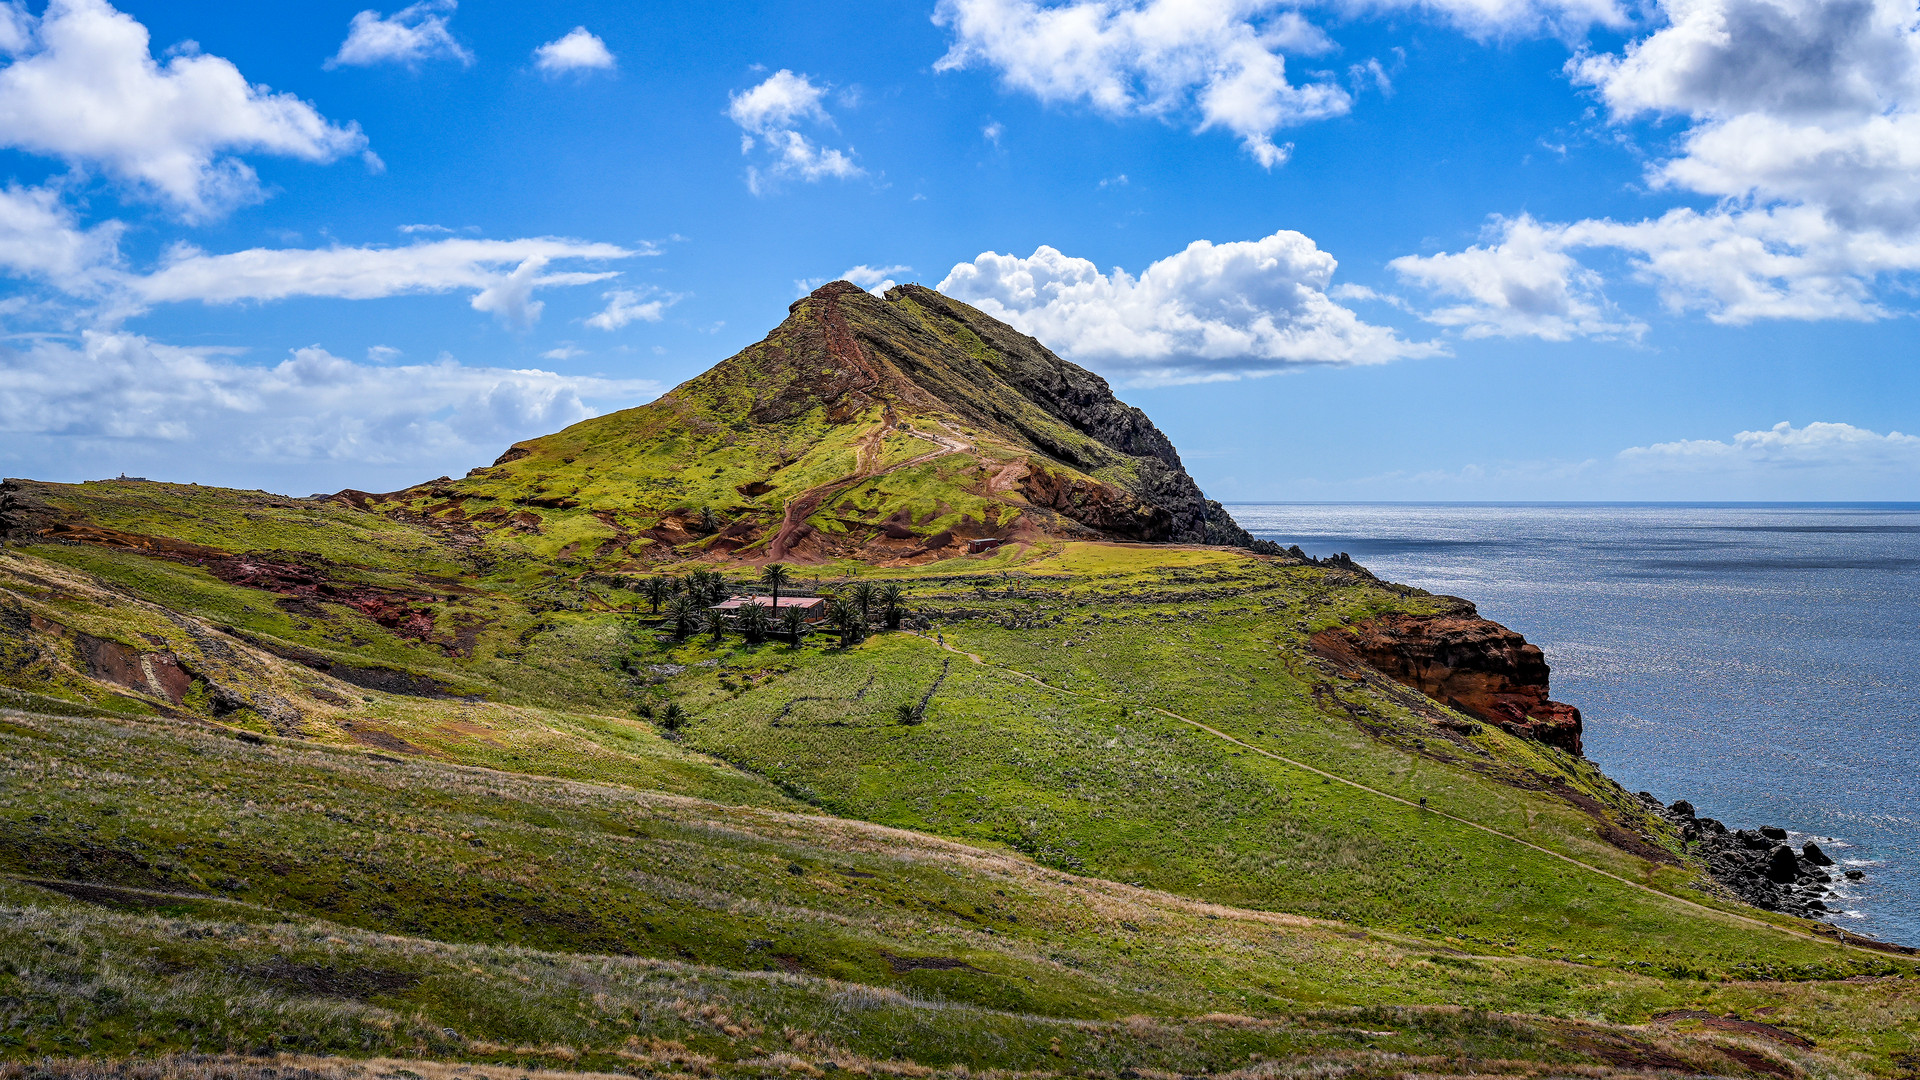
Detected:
left=1766, top=845, right=1800, bottom=884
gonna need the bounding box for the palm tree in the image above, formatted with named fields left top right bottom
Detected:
left=666, top=596, right=697, bottom=640
left=878, top=582, right=906, bottom=630
left=739, top=601, right=771, bottom=644
left=760, top=563, right=792, bottom=615
left=641, top=576, right=671, bottom=614
left=829, top=597, right=863, bottom=649
left=777, top=604, right=808, bottom=647
left=658, top=701, right=687, bottom=732
left=700, top=507, right=721, bottom=535
left=682, top=568, right=722, bottom=606
left=703, top=606, right=729, bottom=643
left=850, top=582, right=878, bottom=625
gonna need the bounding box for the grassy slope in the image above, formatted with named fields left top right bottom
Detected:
left=3, top=707, right=1916, bottom=1075
left=664, top=552, right=1889, bottom=982
left=4, top=483, right=1918, bottom=1073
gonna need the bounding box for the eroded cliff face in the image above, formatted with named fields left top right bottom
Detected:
left=1313, top=604, right=1584, bottom=755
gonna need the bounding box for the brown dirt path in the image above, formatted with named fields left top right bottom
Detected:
left=762, top=414, right=978, bottom=562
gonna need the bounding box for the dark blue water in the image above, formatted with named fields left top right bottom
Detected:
left=1233, top=503, right=1920, bottom=945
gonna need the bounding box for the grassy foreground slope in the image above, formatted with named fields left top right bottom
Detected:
left=3, top=705, right=1917, bottom=1077
left=2, top=482, right=1918, bottom=1072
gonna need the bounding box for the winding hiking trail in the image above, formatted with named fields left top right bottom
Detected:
left=909, top=630, right=1895, bottom=959
left=765, top=417, right=979, bottom=561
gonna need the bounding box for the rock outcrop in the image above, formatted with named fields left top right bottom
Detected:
left=1312, top=601, right=1583, bottom=754
left=1647, top=797, right=1910, bottom=942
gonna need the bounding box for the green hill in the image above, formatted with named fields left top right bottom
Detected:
left=0, top=282, right=1915, bottom=1077
left=375, top=280, right=1262, bottom=567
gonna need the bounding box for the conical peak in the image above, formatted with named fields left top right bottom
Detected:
left=787, top=279, right=871, bottom=312
left=435, top=279, right=1264, bottom=561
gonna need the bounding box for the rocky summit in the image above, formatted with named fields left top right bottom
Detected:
left=379, top=281, right=1265, bottom=565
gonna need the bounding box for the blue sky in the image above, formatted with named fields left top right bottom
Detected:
left=2, top=0, right=1917, bottom=500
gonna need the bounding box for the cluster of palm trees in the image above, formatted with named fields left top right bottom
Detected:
left=633, top=564, right=909, bottom=650
left=825, top=581, right=909, bottom=648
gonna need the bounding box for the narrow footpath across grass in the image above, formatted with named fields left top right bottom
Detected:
left=908, top=629, right=1868, bottom=957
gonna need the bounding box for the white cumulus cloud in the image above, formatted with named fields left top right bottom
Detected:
left=938, top=229, right=1439, bottom=384
left=727, top=69, right=863, bottom=193
left=0, top=0, right=368, bottom=220
left=533, top=27, right=615, bottom=74
left=728, top=68, right=829, bottom=130
left=0, top=183, right=125, bottom=294
left=328, top=0, right=472, bottom=69
left=585, top=286, right=677, bottom=330
left=1340, top=0, right=1630, bottom=36
left=1406, top=0, right=1920, bottom=336
left=1572, top=0, right=1920, bottom=233
left=1389, top=215, right=1645, bottom=339
left=932, top=0, right=1349, bottom=167
left=0, top=331, right=660, bottom=486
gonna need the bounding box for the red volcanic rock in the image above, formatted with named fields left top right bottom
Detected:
left=1021, top=464, right=1171, bottom=541
left=1313, top=609, right=1583, bottom=755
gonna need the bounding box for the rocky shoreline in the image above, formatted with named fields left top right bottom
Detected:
left=1642, top=794, right=1868, bottom=923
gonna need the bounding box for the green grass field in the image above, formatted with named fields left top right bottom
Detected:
left=4, top=480, right=1918, bottom=1076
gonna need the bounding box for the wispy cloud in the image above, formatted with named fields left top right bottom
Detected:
left=585, top=286, right=679, bottom=330
left=0, top=332, right=659, bottom=484
left=843, top=264, right=912, bottom=294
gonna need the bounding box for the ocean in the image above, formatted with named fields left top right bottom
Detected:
left=1232, top=503, right=1920, bottom=945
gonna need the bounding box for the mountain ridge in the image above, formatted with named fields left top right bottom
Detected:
left=381, top=280, right=1269, bottom=566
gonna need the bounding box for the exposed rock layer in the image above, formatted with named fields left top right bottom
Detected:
left=1313, top=602, right=1584, bottom=754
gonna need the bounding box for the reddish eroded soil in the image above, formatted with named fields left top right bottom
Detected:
left=190, top=551, right=449, bottom=642
left=1313, top=606, right=1584, bottom=755
left=1652, top=1010, right=1815, bottom=1049
left=1021, top=462, right=1170, bottom=541
left=33, top=521, right=459, bottom=649
left=74, top=631, right=192, bottom=704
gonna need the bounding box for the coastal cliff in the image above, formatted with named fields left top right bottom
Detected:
left=1312, top=600, right=1584, bottom=754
